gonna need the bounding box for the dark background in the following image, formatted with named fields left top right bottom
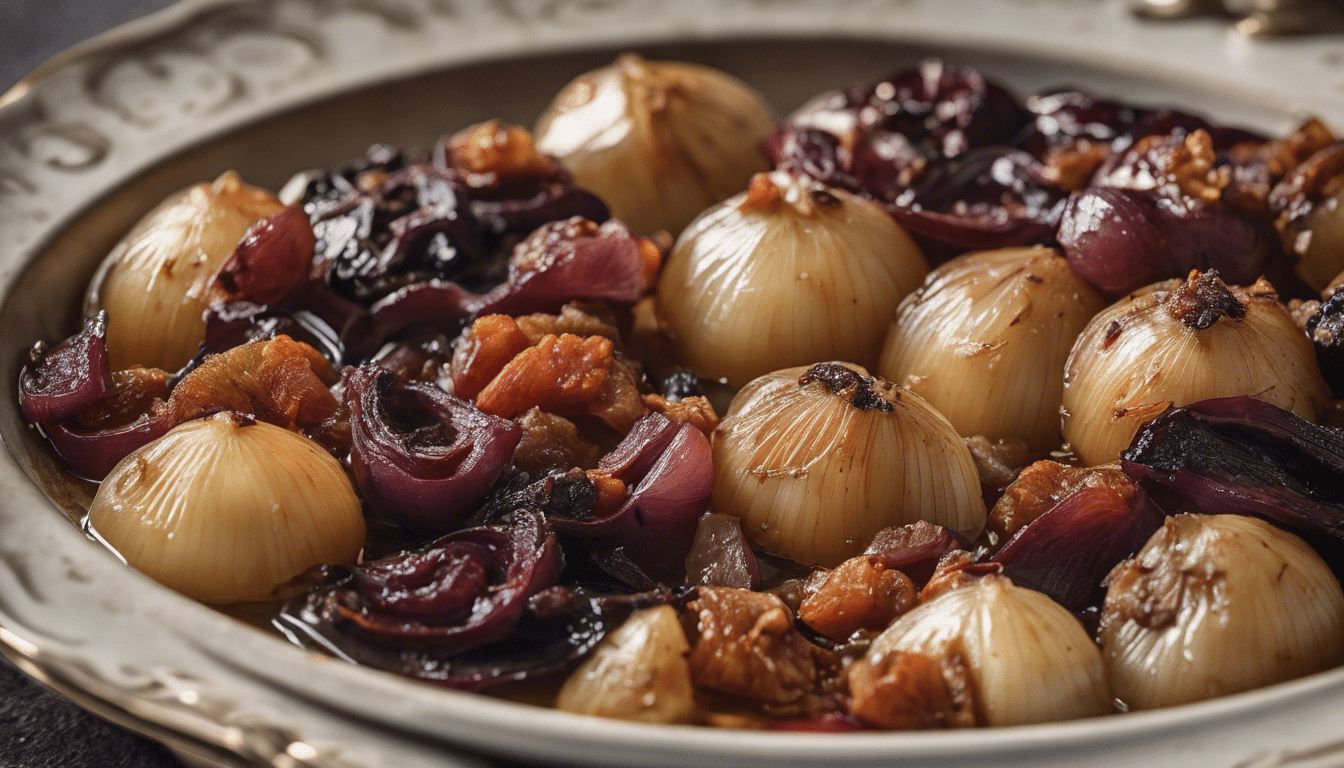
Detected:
left=1, top=8, right=188, bottom=768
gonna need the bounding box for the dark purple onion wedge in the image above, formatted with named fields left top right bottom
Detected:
left=19, top=312, right=114, bottom=423
left=548, top=413, right=714, bottom=579
left=369, top=280, right=480, bottom=344
left=989, top=482, right=1165, bottom=611
left=472, top=218, right=649, bottom=318
left=213, top=206, right=315, bottom=306
left=1058, top=187, right=1283, bottom=297
left=862, top=521, right=967, bottom=588
left=278, top=579, right=671, bottom=690
left=42, top=406, right=175, bottom=481
left=282, top=509, right=561, bottom=658
left=345, top=364, right=521, bottom=535
left=683, top=513, right=760, bottom=590
left=200, top=302, right=345, bottom=367
left=1121, top=396, right=1344, bottom=541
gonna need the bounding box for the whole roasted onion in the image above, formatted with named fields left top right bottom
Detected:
left=713, top=363, right=985, bottom=567
left=1102, top=514, right=1344, bottom=710
left=536, top=54, right=774, bottom=236
left=878, top=247, right=1105, bottom=453
left=89, top=412, right=365, bottom=604
left=1062, top=271, right=1328, bottom=466
left=86, top=172, right=284, bottom=371
left=657, top=171, right=927, bottom=387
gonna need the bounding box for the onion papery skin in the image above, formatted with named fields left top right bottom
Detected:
left=88, top=413, right=365, bottom=604
left=658, top=172, right=928, bottom=388
left=712, top=364, right=985, bottom=568
left=1061, top=274, right=1329, bottom=466
left=850, top=576, right=1112, bottom=728
left=1101, top=514, right=1344, bottom=710
left=535, top=54, right=775, bottom=236
left=86, top=171, right=284, bottom=371
left=878, top=247, right=1105, bottom=453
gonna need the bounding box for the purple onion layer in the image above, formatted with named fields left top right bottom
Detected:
left=989, top=482, right=1165, bottom=610
left=1121, top=395, right=1344, bottom=541
left=346, top=364, right=521, bottom=535
left=19, top=312, right=114, bottom=423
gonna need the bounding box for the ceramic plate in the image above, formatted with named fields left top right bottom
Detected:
left=3, top=2, right=1344, bottom=766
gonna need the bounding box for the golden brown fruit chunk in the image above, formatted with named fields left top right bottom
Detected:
left=683, top=587, right=834, bottom=707
left=798, top=556, right=918, bottom=642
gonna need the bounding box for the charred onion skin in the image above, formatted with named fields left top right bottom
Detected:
left=1121, top=395, right=1344, bottom=541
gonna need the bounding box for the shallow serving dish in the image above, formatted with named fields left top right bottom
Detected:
left=4, top=1, right=1344, bottom=766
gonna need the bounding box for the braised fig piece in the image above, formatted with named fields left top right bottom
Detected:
left=345, top=364, right=522, bottom=534
left=1121, top=395, right=1344, bottom=542
left=798, top=555, right=918, bottom=642
left=683, top=512, right=760, bottom=590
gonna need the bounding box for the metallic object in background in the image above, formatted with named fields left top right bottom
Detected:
left=1133, top=0, right=1344, bottom=35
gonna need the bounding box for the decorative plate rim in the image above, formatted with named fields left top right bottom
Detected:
left=3, top=2, right=1344, bottom=767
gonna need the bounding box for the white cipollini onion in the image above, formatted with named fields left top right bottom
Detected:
left=1294, top=187, right=1344, bottom=293
left=554, top=606, right=697, bottom=724
left=1061, top=271, right=1329, bottom=466
left=535, top=53, right=774, bottom=236
left=1101, top=514, right=1344, bottom=711
left=658, top=172, right=928, bottom=388
left=85, top=171, right=284, bottom=371
left=877, top=247, right=1106, bottom=454
left=712, top=363, right=985, bottom=568
left=89, top=413, right=365, bottom=604
left=848, top=575, right=1112, bottom=728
